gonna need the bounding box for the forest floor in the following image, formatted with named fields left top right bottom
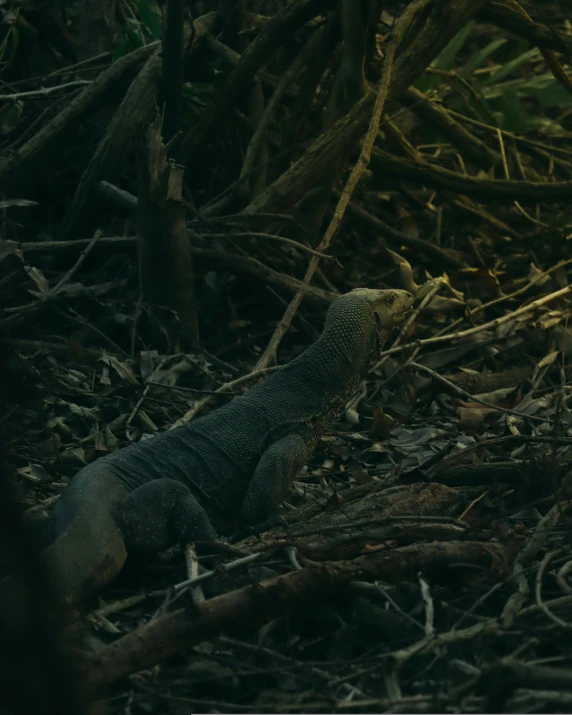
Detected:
left=2, top=1, right=572, bottom=713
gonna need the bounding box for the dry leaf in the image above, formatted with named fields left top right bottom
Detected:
left=0, top=239, right=23, bottom=263
left=361, top=543, right=389, bottom=554
left=25, top=265, right=49, bottom=295
left=370, top=407, right=395, bottom=440
left=99, top=355, right=139, bottom=384
left=34, top=433, right=61, bottom=458
left=537, top=351, right=559, bottom=369
left=458, top=406, right=498, bottom=428
left=554, top=325, right=572, bottom=356
left=351, top=469, right=373, bottom=485
left=527, top=262, right=549, bottom=286
left=386, top=248, right=418, bottom=294
left=323, top=490, right=347, bottom=513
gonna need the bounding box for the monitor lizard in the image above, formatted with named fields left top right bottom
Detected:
left=22, top=288, right=413, bottom=605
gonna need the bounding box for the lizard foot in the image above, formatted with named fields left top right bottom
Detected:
left=229, top=515, right=289, bottom=544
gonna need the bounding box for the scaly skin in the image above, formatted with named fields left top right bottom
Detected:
left=27, top=288, right=414, bottom=605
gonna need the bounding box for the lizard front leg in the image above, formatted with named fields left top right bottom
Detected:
left=240, top=434, right=314, bottom=527
left=118, top=478, right=217, bottom=553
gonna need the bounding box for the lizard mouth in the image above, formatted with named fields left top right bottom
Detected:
left=374, top=308, right=411, bottom=332
left=392, top=309, right=412, bottom=322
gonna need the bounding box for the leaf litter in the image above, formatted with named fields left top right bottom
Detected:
left=3, top=4, right=572, bottom=713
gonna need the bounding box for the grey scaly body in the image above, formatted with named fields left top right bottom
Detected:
left=28, top=288, right=413, bottom=605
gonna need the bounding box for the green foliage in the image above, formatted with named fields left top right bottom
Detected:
left=112, top=0, right=161, bottom=58
left=416, top=21, right=475, bottom=93
left=416, top=27, right=572, bottom=137
left=497, top=89, right=530, bottom=133
left=433, top=21, right=476, bottom=72
left=459, top=38, right=506, bottom=77
left=138, top=0, right=162, bottom=40
left=482, top=47, right=540, bottom=85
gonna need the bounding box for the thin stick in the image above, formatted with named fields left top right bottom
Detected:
left=436, top=257, right=572, bottom=339
left=408, top=361, right=556, bottom=425
left=376, top=279, right=443, bottom=371
left=208, top=232, right=334, bottom=259
left=254, top=0, right=429, bottom=369
left=419, top=574, right=435, bottom=637
left=0, top=80, right=91, bottom=100
left=374, top=284, right=572, bottom=365
left=5, top=230, right=103, bottom=321
left=502, top=502, right=563, bottom=625
left=535, top=550, right=572, bottom=630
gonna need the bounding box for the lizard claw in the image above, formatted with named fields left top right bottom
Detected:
left=228, top=516, right=289, bottom=544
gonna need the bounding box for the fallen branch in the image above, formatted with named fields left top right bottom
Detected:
left=409, top=361, right=555, bottom=425
left=401, top=87, right=500, bottom=169
left=371, top=148, right=572, bottom=201
left=480, top=2, right=572, bottom=55
left=253, top=0, right=423, bottom=368
left=343, top=198, right=467, bottom=268
left=0, top=43, right=157, bottom=185
left=180, top=0, right=325, bottom=165
left=12, top=236, right=336, bottom=304
left=60, top=50, right=162, bottom=237
left=373, top=283, right=572, bottom=365
left=84, top=540, right=507, bottom=688
left=239, top=19, right=333, bottom=196
left=243, top=0, right=490, bottom=216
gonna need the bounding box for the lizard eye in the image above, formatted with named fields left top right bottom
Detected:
left=386, top=293, right=395, bottom=306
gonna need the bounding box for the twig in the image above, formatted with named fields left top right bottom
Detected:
left=372, top=147, right=572, bottom=201
left=343, top=199, right=467, bottom=267
left=239, top=20, right=331, bottom=194
left=502, top=502, right=564, bottom=625
left=408, top=361, right=556, bottom=425
left=0, top=43, right=158, bottom=182
left=85, top=541, right=505, bottom=688
left=556, top=560, right=572, bottom=594
left=208, top=231, right=334, bottom=258
left=419, top=574, right=435, bottom=637
left=535, top=550, right=572, bottom=630
left=352, top=581, right=425, bottom=633
left=401, top=85, right=500, bottom=169
left=218, top=635, right=365, bottom=697
left=0, top=80, right=91, bottom=100
left=1, top=230, right=103, bottom=323
left=180, top=0, right=325, bottom=164
left=13, top=236, right=336, bottom=304
left=375, top=279, right=442, bottom=371
left=60, top=53, right=163, bottom=237
left=50, top=230, right=103, bottom=296
left=185, top=543, right=205, bottom=604
left=173, top=552, right=263, bottom=595
left=393, top=282, right=441, bottom=350
left=146, top=381, right=241, bottom=396
left=89, top=590, right=167, bottom=619
left=375, top=284, right=572, bottom=362
left=126, top=357, right=169, bottom=430
left=290, top=514, right=467, bottom=539
left=333, top=594, right=572, bottom=691
left=254, top=0, right=426, bottom=369
left=472, top=258, right=572, bottom=317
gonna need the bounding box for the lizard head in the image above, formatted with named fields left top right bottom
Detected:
left=348, top=288, right=414, bottom=330
left=322, top=288, right=414, bottom=365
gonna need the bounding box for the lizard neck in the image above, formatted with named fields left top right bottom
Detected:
left=284, top=301, right=384, bottom=404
